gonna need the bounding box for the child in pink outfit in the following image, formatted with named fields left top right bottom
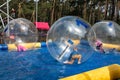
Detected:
left=17, top=45, right=26, bottom=52
left=95, top=40, right=105, bottom=53
left=15, top=43, right=27, bottom=52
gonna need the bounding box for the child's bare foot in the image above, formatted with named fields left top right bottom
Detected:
left=78, top=61, right=81, bottom=64
left=63, top=60, right=69, bottom=64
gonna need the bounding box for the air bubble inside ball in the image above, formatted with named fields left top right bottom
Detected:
left=3, top=18, right=38, bottom=51
left=46, top=16, right=92, bottom=64
left=88, top=21, right=120, bottom=53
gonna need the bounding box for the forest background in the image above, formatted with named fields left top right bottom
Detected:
left=0, top=0, right=120, bottom=26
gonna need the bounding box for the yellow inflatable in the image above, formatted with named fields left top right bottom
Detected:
left=7, top=42, right=41, bottom=51
left=103, top=43, right=120, bottom=51
left=60, top=64, right=120, bottom=80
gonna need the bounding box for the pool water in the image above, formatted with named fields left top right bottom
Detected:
left=0, top=43, right=120, bottom=80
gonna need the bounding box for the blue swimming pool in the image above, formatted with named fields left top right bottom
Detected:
left=0, top=42, right=120, bottom=80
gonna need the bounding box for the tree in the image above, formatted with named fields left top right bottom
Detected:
left=50, top=0, right=55, bottom=25
left=104, top=0, right=109, bottom=19
left=0, top=0, right=120, bottom=26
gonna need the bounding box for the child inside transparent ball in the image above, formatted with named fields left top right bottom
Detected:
left=63, top=39, right=82, bottom=64
left=15, top=42, right=26, bottom=52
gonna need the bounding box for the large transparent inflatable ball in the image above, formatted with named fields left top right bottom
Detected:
left=46, top=16, right=92, bottom=64
left=88, top=21, right=120, bottom=53
left=3, top=18, right=38, bottom=51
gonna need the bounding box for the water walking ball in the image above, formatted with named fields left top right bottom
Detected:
left=3, top=18, right=38, bottom=51
left=88, top=21, right=120, bottom=53
left=46, top=16, right=92, bottom=64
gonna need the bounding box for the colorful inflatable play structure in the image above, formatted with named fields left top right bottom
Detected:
left=0, top=42, right=46, bottom=51
left=60, top=64, right=120, bottom=80
left=0, top=17, right=120, bottom=80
